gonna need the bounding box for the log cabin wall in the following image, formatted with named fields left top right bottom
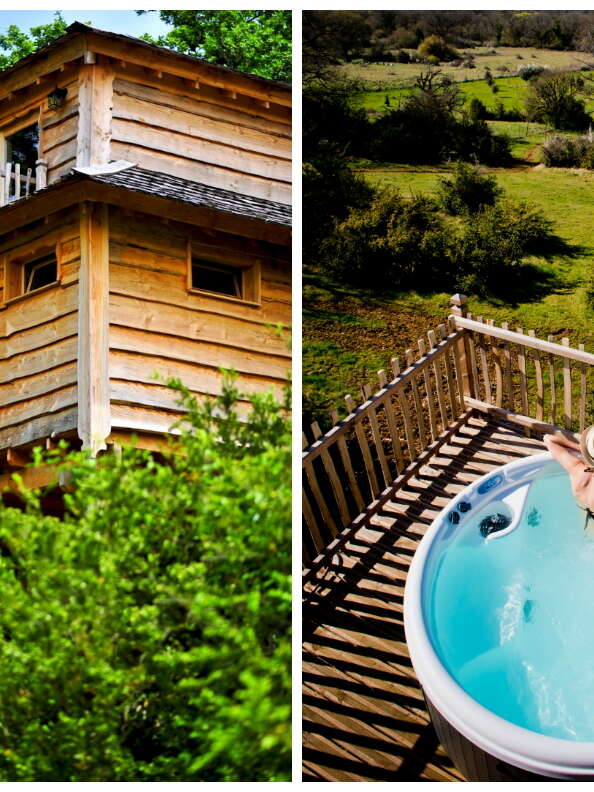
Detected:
left=0, top=64, right=80, bottom=186
left=110, top=67, right=291, bottom=204
left=107, top=205, right=291, bottom=436
left=0, top=206, right=81, bottom=449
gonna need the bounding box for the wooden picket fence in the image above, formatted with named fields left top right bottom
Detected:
left=302, top=295, right=594, bottom=570
left=0, top=159, right=47, bottom=206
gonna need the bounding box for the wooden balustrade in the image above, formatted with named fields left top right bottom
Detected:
left=302, top=317, right=467, bottom=567
left=452, top=313, right=594, bottom=437
left=0, top=159, right=47, bottom=206
left=303, top=294, right=594, bottom=570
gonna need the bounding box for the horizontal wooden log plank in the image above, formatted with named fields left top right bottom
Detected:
left=111, top=118, right=291, bottom=184
left=109, top=325, right=290, bottom=379
left=113, top=91, right=291, bottom=160
left=0, top=384, right=77, bottom=430
left=42, top=112, right=78, bottom=152
left=0, top=405, right=77, bottom=449
left=109, top=350, right=286, bottom=397
left=0, top=335, right=77, bottom=382
left=110, top=141, right=291, bottom=205
left=0, top=284, right=78, bottom=338
left=108, top=292, right=289, bottom=355
left=0, top=361, right=77, bottom=407
left=454, top=315, right=594, bottom=366
left=113, top=78, right=291, bottom=138
left=0, top=313, right=77, bottom=360
left=109, top=264, right=290, bottom=325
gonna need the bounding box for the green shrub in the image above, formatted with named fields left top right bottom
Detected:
left=0, top=379, right=291, bottom=781
left=322, top=189, right=452, bottom=289
left=438, top=162, right=502, bottom=215
left=517, top=64, right=546, bottom=81
left=417, top=34, right=460, bottom=62
left=541, top=134, right=594, bottom=168
left=455, top=199, right=553, bottom=294
left=468, top=97, right=488, bottom=121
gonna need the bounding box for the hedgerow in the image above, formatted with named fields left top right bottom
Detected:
left=0, top=378, right=291, bottom=782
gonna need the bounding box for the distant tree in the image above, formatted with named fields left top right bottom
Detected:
left=417, top=34, right=460, bottom=62
left=0, top=11, right=69, bottom=70
left=137, top=10, right=291, bottom=82
left=525, top=71, right=591, bottom=130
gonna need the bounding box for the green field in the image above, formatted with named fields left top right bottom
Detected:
left=356, top=75, right=594, bottom=117
left=304, top=122, right=594, bottom=426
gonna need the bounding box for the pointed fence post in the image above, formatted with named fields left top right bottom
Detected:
left=450, top=293, right=476, bottom=401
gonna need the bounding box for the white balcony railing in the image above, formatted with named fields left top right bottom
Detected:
left=0, top=159, right=47, bottom=206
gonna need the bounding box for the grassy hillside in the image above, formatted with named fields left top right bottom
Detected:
left=303, top=121, right=594, bottom=426
left=339, top=46, right=592, bottom=89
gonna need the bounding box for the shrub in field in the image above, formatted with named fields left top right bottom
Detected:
left=517, top=64, right=546, bottom=81
left=0, top=379, right=291, bottom=782
left=541, top=134, right=594, bottom=167
left=438, top=162, right=502, bottom=215
left=322, top=189, right=453, bottom=289
left=455, top=199, right=553, bottom=294
left=417, top=34, right=460, bottom=63
left=468, top=97, right=488, bottom=121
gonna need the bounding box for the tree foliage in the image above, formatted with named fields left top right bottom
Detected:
left=525, top=71, right=592, bottom=130
left=0, top=11, right=69, bottom=70
left=138, top=11, right=291, bottom=82
left=0, top=378, right=291, bottom=781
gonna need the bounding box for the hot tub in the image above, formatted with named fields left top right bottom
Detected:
left=404, top=451, right=594, bottom=780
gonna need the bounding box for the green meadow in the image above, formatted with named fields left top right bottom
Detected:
left=304, top=117, right=594, bottom=424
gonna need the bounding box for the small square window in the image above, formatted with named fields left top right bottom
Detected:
left=24, top=254, right=57, bottom=293
left=3, top=250, right=59, bottom=303
left=191, top=258, right=242, bottom=298
left=6, top=123, right=39, bottom=173
left=187, top=244, right=260, bottom=305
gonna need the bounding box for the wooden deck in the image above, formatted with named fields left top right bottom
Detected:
left=302, top=415, right=546, bottom=782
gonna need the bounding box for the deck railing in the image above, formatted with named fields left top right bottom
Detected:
left=302, top=294, right=594, bottom=571
left=0, top=159, right=47, bottom=206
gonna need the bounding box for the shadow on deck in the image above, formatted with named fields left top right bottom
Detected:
left=302, top=415, right=545, bottom=782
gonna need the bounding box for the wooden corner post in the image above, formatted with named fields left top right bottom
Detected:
left=78, top=201, right=110, bottom=455
left=76, top=58, right=113, bottom=168
left=450, top=293, right=475, bottom=400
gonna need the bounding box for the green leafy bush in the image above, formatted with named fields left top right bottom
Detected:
left=517, top=64, right=546, bottom=81
left=438, top=162, right=502, bottom=215
left=0, top=379, right=291, bottom=781
left=455, top=199, right=553, bottom=294
left=322, top=189, right=452, bottom=289
left=417, top=34, right=460, bottom=62
left=541, top=133, right=594, bottom=168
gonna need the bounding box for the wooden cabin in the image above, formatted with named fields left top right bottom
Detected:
left=0, top=23, right=291, bottom=490
left=303, top=297, right=594, bottom=781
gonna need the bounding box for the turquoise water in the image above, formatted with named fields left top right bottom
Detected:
left=426, top=469, right=594, bottom=742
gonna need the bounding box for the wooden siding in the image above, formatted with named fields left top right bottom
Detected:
left=107, top=207, right=290, bottom=435
left=111, top=76, right=291, bottom=204
left=303, top=416, right=544, bottom=781
left=0, top=209, right=80, bottom=448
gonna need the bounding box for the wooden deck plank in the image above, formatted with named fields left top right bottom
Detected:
left=303, top=415, right=545, bottom=782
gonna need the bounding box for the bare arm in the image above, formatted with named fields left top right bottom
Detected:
left=543, top=432, right=594, bottom=511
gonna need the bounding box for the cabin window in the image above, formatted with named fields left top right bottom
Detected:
left=3, top=249, right=59, bottom=303
left=6, top=123, right=39, bottom=173
left=23, top=253, right=58, bottom=293
left=191, top=259, right=242, bottom=298
left=189, top=253, right=260, bottom=304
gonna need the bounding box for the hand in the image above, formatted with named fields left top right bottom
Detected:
left=543, top=432, right=594, bottom=511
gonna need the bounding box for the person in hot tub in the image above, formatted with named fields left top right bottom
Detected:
left=544, top=432, right=594, bottom=514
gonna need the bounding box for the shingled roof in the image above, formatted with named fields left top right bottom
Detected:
left=81, top=166, right=291, bottom=226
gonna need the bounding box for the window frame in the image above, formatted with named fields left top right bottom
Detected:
left=0, top=112, right=40, bottom=178
left=186, top=240, right=261, bottom=307
left=2, top=243, right=61, bottom=305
